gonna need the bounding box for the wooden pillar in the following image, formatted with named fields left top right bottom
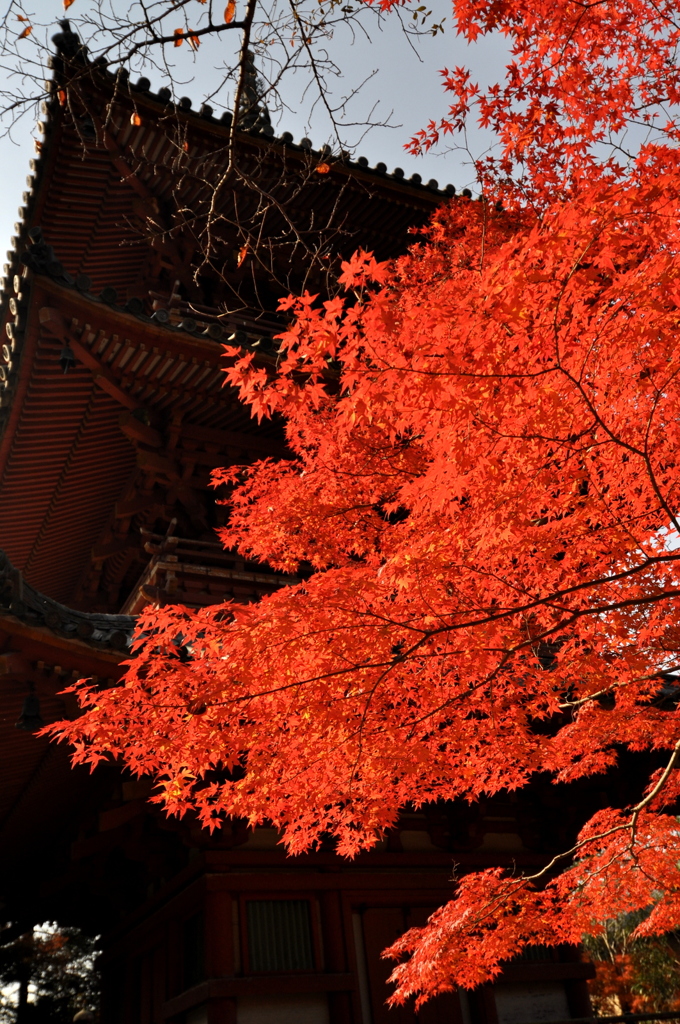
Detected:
left=468, top=985, right=498, bottom=1024
left=140, top=953, right=152, bottom=1024
left=565, top=979, right=592, bottom=1018
left=321, top=890, right=352, bottom=1024
left=361, top=908, right=415, bottom=1024
left=16, top=965, right=29, bottom=1024
left=207, top=997, right=237, bottom=1024
left=321, top=890, right=348, bottom=972
left=152, top=944, right=166, bottom=1024
left=166, top=921, right=182, bottom=999
left=418, top=992, right=465, bottom=1024
left=205, top=887, right=235, bottom=978
left=99, top=959, right=124, bottom=1024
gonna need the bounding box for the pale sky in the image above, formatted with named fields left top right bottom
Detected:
left=0, top=0, right=510, bottom=259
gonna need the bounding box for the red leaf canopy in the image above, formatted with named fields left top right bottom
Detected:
left=51, top=180, right=680, bottom=997
left=45, top=0, right=680, bottom=1002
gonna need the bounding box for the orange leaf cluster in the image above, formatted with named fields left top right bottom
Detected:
left=50, top=178, right=680, bottom=997
left=387, top=0, right=680, bottom=203
left=45, top=0, right=680, bottom=1005
left=172, top=28, right=201, bottom=49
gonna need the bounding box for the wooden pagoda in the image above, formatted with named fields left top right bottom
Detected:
left=0, top=24, right=594, bottom=1024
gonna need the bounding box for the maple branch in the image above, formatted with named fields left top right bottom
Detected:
left=148, top=571, right=680, bottom=707
left=556, top=664, right=680, bottom=709
left=556, top=361, right=680, bottom=535
left=220, top=0, right=258, bottom=193
left=509, top=742, right=680, bottom=898
left=444, top=757, right=680, bottom=947
left=631, top=737, right=680, bottom=820
left=397, top=561, right=680, bottom=642
left=115, top=19, right=247, bottom=62
left=290, top=0, right=344, bottom=151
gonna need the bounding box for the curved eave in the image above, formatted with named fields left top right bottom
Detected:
left=0, top=271, right=280, bottom=605
left=54, top=58, right=459, bottom=200
left=2, top=61, right=457, bottom=305
left=0, top=549, right=134, bottom=654
left=0, top=608, right=128, bottom=669
left=0, top=553, right=130, bottom=880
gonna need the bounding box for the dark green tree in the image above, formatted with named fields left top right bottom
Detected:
left=583, top=912, right=680, bottom=1015
left=0, top=924, right=99, bottom=1024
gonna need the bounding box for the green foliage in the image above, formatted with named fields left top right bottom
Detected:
left=583, top=912, right=680, bottom=1013
left=0, top=923, right=99, bottom=1024
left=629, top=940, right=680, bottom=1009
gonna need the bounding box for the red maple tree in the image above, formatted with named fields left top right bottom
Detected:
left=397, top=0, right=680, bottom=202
left=49, top=0, right=680, bottom=1006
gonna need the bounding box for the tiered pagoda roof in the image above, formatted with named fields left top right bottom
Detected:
left=0, top=24, right=456, bottom=615
left=0, top=550, right=134, bottom=929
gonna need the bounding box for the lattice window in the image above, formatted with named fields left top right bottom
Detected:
left=246, top=899, right=315, bottom=972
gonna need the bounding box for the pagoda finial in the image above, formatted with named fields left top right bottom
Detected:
left=237, top=50, right=271, bottom=130
left=51, top=19, right=88, bottom=62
